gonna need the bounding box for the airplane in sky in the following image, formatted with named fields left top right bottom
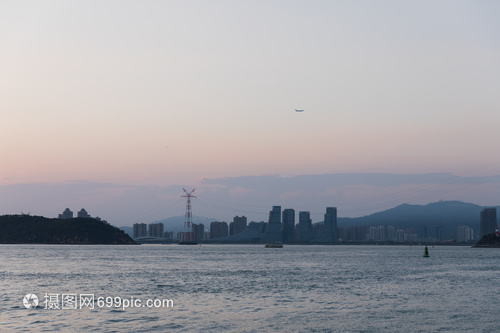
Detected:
left=295, top=109, right=304, bottom=112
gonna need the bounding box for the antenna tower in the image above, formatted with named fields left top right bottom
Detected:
left=181, top=188, right=196, bottom=243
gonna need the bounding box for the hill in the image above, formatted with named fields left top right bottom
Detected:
left=0, top=215, right=136, bottom=244
left=473, top=234, right=500, bottom=248
left=336, top=201, right=498, bottom=237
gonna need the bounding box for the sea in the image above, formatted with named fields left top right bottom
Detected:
left=1, top=244, right=499, bottom=332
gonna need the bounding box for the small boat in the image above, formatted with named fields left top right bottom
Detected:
left=423, top=246, right=430, bottom=257
left=265, top=242, right=283, bottom=248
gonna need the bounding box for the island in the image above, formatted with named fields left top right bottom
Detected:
left=473, top=233, right=500, bottom=248
left=0, top=214, right=137, bottom=244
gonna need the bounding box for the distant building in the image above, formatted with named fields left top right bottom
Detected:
left=345, top=226, right=358, bottom=241
left=435, top=225, right=444, bottom=241
left=479, top=208, right=497, bottom=238
left=281, top=209, right=295, bottom=243
left=387, top=226, right=395, bottom=241
left=230, top=216, right=247, bottom=236
left=163, top=231, right=174, bottom=240
left=220, top=221, right=266, bottom=243
left=357, top=225, right=366, bottom=241
left=377, top=225, right=386, bottom=241
left=368, top=225, right=386, bottom=241
left=396, top=228, right=405, bottom=242
left=210, top=221, right=228, bottom=239
left=58, top=208, right=73, bottom=219
left=260, top=206, right=282, bottom=243
left=312, top=223, right=323, bottom=237
left=192, top=223, right=205, bottom=242
left=457, top=226, right=474, bottom=242
left=337, top=227, right=345, bottom=240
left=133, top=223, right=147, bottom=238
left=297, top=211, right=314, bottom=242
left=77, top=209, right=91, bottom=218
left=316, top=207, right=337, bottom=242
left=148, top=223, right=164, bottom=238
left=368, top=226, right=377, bottom=241
left=420, top=225, right=428, bottom=240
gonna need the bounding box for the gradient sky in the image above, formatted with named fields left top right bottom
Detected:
left=1, top=1, right=499, bottom=224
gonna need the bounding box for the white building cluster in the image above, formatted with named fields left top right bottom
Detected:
left=57, top=208, right=108, bottom=224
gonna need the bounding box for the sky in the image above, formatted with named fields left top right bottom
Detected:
left=1, top=1, right=499, bottom=225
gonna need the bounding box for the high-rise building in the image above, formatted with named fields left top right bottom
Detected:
left=377, top=225, right=386, bottom=241
left=396, top=228, right=405, bottom=242
left=133, top=223, right=147, bottom=238
left=164, top=231, right=174, bottom=240
left=58, top=208, right=73, bottom=219
left=192, top=223, right=205, bottom=242
left=316, top=207, right=337, bottom=242
left=457, top=226, right=474, bottom=242
left=297, top=211, right=314, bottom=242
left=260, top=206, right=282, bottom=243
left=345, top=226, right=357, bottom=241
left=148, top=223, right=164, bottom=238
left=281, top=209, right=295, bottom=243
left=369, top=226, right=378, bottom=241
left=479, top=208, right=497, bottom=238
left=210, top=221, right=228, bottom=239
left=230, top=216, right=247, bottom=236
left=357, top=225, right=367, bottom=241
left=387, top=226, right=395, bottom=241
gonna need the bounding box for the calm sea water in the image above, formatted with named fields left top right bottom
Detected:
left=1, top=244, right=499, bottom=332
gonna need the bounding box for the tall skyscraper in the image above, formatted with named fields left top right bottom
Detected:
left=316, top=207, right=337, bottom=242
left=479, top=208, right=497, bottom=238
left=297, top=211, right=314, bottom=242
left=133, top=223, right=147, bottom=238
left=281, top=209, right=295, bottom=243
left=260, top=206, right=282, bottom=243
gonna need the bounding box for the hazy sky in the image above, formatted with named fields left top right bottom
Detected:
left=1, top=1, right=499, bottom=224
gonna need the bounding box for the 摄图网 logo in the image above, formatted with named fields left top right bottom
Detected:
left=23, top=294, right=39, bottom=309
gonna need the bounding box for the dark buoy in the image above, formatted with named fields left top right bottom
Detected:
left=423, top=246, right=430, bottom=257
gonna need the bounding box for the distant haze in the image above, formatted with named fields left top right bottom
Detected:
left=1, top=2, right=499, bottom=225
left=1, top=172, right=499, bottom=226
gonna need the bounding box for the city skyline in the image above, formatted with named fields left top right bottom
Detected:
left=1, top=1, right=499, bottom=225
left=128, top=204, right=491, bottom=243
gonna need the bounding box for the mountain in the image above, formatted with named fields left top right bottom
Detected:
left=0, top=215, right=136, bottom=244
left=336, top=201, right=499, bottom=237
